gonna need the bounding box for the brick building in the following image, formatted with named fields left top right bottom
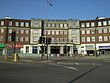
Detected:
left=80, top=17, right=110, bottom=55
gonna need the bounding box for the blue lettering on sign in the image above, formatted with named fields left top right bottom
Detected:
left=99, top=46, right=110, bottom=49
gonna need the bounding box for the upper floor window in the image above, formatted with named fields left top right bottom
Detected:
left=20, top=22, right=24, bottom=27
left=9, top=21, right=12, bottom=26
left=103, top=21, right=107, bottom=26
left=81, top=37, right=85, bottom=42
left=25, top=30, right=29, bottom=34
left=91, top=37, right=95, bottom=42
left=60, top=31, right=63, bottom=35
left=104, top=36, right=108, bottom=41
left=1, top=21, right=4, bottom=26
left=1, top=29, right=4, bottom=33
left=64, top=31, right=67, bottom=35
left=103, top=28, right=108, bottom=33
left=15, top=22, right=19, bottom=26
left=87, top=37, right=90, bottom=42
left=86, top=30, right=90, bottom=34
left=91, top=22, right=95, bottom=27
left=91, top=29, right=95, bottom=34
left=108, top=20, right=110, bottom=25
left=99, top=36, right=103, bottom=41
left=20, top=30, right=24, bottom=34
left=52, top=31, right=54, bottom=35
left=98, top=29, right=102, bottom=33
left=8, top=29, right=12, bottom=33
left=81, top=30, right=85, bottom=34
left=86, top=23, right=90, bottom=27
left=20, top=37, right=24, bottom=42
left=25, top=22, right=29, bottom=27
left=60, top=24, right=63, bottom=28
left=56, top=31, right=59, bottom=35
left=52, top=24, right=55, bottom=27
left=98, top=21, right=102, bottom=26
left=64, top=24, right=68, bottom=27
left=0, top=36, right=4, bottom=41
left=81, top=23, right=85, bottom=27
left=25, top=37, right=29, bottom=41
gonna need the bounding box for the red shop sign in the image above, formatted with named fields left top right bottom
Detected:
left=8, top=44, right=23, bottom=48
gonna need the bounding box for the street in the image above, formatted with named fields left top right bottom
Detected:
left=0, top=58, right=110, bottom=83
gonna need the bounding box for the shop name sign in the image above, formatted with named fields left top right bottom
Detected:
left=8, top=44, right=23, bottom=48
left=0, top=44, right=6, bottom=48
left=99, top=46, right=110, bottom=49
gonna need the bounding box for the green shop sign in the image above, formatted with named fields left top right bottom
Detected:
left=0, top=44, right=6, bottom=48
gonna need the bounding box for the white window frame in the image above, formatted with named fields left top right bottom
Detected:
left=20, top=22, right=24, bottom=27
left=1, top=21, right=4, bottom=26
left=98, top=29, right=102, bottom=33
left=103, top=28, right=108, bottom=33
left=103, top=21, right=107, bottom=26
left=25, top=22, right=29, bottom=27
left=104, top=36, right=108, bottom=41
left=87, top=37, right=90, bottom=42
left=81, top=23, right=85, bottom=27
left=91, top=22, right=95, bottom=27
left=81, top=30, right=85, bottom=34
left=8, top=29, right=12, bottom=33
left=1, top=29, right=4, bottom=33
left=15, top=22, right=19, bottom=26
left=20, top=30, right=24, bottom=34
left=91, top=37, right=95, bottom=42
left=99, top=36, right=103, bottom=41
left=81, top=37, right=85, bottom=42
left=86, top=30, right=90, bottom=34
left=98, top=21, right=102, bottom=26
left=86, top=23, right=90, bottom=27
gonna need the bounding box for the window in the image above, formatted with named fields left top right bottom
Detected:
left=56, top=31, right=59, bottom=35
left=25, top=37, right=29, bottom=41
left=64, top=24, right=68, bottom=27
left=1, top=29, right=4, bottom=33
left=103, top=21, right=107, bottom=26
left=91, top=22, right=95, bottom=27
left=86, top=23, right=90, bottom=27
left=64, top=31, right=67, bottom=35
left=16, top=30, right=19, bottom=34
left=81, top=23, right=85, bottom=27
left=60, top=31, right=63, bottom=35
left=20, top=22, right=24, bottom=27
left=52, top=23, right=55, bottom=27
left=47, top=23, right=51, bottom=27
left=81, top=37, right=85, bottom=42
left=16, top=36, right=19, bottom=41
left=52, top=31, right=54, bottom=35
left=99, top=36, right=103, bottom=41
left=8, top=36, right=11, bottom=41
left=20, top=37, right=24, bottom=42
left=104, top=36, right=108, bottom=41
left=56, top=38, right=59, bottom=42
left=91, top=37, right=95, bottom=42
left=9, top=21, right=12, bottom=26
left=47, top=30, right=50, bottom=35
left=81, top=30, right=85, bottom=34
left=109, top=28, right=110, bottom=33
left=32, top=36, right=38, bottom=42
left=60, top=24, right=63, bottom=28
left=51, top=38, right=54, bottom=42
left=86, top=30, right=90, bottom=34
left=108, top=20, right=110, bottom=25
left=26, top=46, right=29, bottom=53
left=1, top=21, right=4, bottom=26
left=32, top=46, right=37, bottom=54
left=25, top=30, right=29, bottom=34
left=0, top=36, right=4, bottom=41
left=8, top=29, right=12, bottom=33
left=103, top=28, right=108, bottom=33
left=87, top=37, right=90, bottom=42
left=98, top=21, right=102, bottom=26
left=91, top=30, right=95, bottom=34
left=25, top=22, right=29, bottom=27
left=60, top=38, right=63, bottom=42
left=64, top=38, right=67, bottom=42
left=98, top=29, right=102, bottom=33
left=20, top=30, right=24, bottom=34
left=15, top=22, right=19, bottom=26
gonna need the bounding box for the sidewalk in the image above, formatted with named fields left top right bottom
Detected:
left=0, top=54, right=110, bottom=63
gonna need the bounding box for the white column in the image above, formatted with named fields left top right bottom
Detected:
left=69, top=46, right=73, bottom=56
left=48, top=46, right=51, bottom=56
left=60, top=46, right=64, bottom=55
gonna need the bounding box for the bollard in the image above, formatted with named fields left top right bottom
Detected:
left=13, top=53, right=17, bottom=62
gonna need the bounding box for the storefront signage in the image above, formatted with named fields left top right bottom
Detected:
left=99, top=46, right=110, bottom=49
left=8, top=44, right=23, bottom=48
left=0, top=44, right=6, bottom=48
left=85, top=45, right=95, bottom=50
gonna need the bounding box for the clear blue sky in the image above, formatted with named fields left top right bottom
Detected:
left=0, top=0, right=110, bottom=20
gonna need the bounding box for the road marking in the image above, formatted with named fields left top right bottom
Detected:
left=48, top=63, right=79, bottom=71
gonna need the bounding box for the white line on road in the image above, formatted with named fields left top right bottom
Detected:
left=48, top=63, right=79, bottom=71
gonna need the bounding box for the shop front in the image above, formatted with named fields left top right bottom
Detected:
left=99, top=46, right=110, bottom=55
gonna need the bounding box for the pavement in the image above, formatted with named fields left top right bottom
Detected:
left=0, top=54, right=110, bottom=64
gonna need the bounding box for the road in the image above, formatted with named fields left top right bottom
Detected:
left=0, top=59, right=110, bottom=83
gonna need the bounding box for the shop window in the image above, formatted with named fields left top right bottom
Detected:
left=26, top=46, right=29, bottom=53
left=32, top=46, right=37, bottom=54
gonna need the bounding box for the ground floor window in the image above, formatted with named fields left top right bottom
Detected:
left=32, top=46, right=37, bottom=54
